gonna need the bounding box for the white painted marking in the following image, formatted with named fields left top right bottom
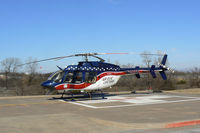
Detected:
left=123, top=99, right=164, bottom=104
left=96, top=97, right=200, bottom=109
left=58, top=95, right=200, bottom=109
left=78, top=96, right=126, bottom=104
left=78, top=95, right=172, bottom=104
left=69, top=102, right=98, bottom=109
left=58, top=100, right=66, bottom=102
left=58, top=100, right=98, bottom=108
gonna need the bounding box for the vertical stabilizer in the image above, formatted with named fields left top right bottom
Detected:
left=159, top=54, right=168, bottom=80
left=161, top=54, right=167, bottom=65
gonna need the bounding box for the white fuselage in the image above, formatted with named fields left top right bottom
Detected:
left=84, top=75, right=121, bottom=90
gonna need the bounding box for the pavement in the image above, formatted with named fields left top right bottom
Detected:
left=0, top=92, right=200, bottom=133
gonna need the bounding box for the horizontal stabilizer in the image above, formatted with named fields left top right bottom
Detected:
left=150, top=65, right=156, bottom=78
left=135, top=66, right=140, bottom=78
left=135, top=74, right=140, bottom=78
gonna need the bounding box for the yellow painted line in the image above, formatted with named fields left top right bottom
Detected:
left=0, top=95, right=59, bottom=100
left=0, top=101, right=64, bottom=108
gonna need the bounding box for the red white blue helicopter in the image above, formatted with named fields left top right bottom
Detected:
left=20, top=53, right=173, bottom=99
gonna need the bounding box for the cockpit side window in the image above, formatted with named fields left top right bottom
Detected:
left=48, top=71, right=64, bottom=83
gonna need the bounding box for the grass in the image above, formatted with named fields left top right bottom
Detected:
left=165, top=88, right=200, bottom=95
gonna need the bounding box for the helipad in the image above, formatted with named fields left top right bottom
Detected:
left=65, top=94, right=200, bottom=109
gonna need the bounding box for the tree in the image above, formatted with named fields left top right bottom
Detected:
left=141, top=51, right=153, bottom=67
left=140, top=51, right=153, bottom=89
left=0, top=58, right=21, bottom=89
left=189, top=67, right=200, bottom=88
left=25, top=57, right=38, bottom=86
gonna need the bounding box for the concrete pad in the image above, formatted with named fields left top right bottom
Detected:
left=0, top=93, right=200, bottom=133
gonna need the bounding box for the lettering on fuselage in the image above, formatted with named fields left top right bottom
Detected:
left=102, top=77, right=115, bottom=85
left=127, top=70, right=138, bottom=73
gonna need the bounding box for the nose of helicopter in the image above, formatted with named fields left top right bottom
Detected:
left=41, top=80, right=55, bottom=89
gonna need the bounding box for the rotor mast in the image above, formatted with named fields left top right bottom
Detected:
left=75, top=53, right=105, bottom=62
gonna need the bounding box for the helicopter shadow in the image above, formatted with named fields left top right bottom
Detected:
left=48, top=92, right=117, bottom=102
left=48, top=91, right=159, bottom=102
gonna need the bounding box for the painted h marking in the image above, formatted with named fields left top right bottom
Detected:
left=61, top=95, right=200, bottom=109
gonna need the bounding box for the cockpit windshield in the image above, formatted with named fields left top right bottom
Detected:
left=48, top=70, right=64, bottom=83
left=48, top=71, right=96, bottom=84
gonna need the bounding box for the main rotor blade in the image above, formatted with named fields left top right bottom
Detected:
left=16, top=52, right=165, bottom=67
left=129, top=52, right=165, bottom=56
left=17, top=55, right=76, bottom=67
left=98, top=52, right=164, bottom=56
left=98, top=53, right=129, bottom=55
left=17, top=53, right=130, bottom=66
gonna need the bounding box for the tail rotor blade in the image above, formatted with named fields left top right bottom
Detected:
left=167, top=67, right=175, bottom=73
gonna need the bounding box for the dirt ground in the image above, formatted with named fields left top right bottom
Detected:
left=165, top=88, right=200, bottom=95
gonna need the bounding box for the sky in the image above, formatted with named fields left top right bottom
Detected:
left=0, top=0, right=200, bottom=72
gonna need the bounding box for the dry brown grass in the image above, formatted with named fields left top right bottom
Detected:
left=165, top=88, right=200, bottom=95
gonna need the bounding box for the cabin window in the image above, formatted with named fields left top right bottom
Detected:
left=64, top=72, right=83, bottom=84
left=74, top=72, right=83, bottom=84
left=64, top=72, right=74, bottom=83
left=85, top=72, right=97, bottom=83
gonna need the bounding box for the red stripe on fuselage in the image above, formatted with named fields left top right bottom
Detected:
left=96, top=72, right=126, bottom=80
left=139, top=70, right=149, bottom=73
left=55, top=83, right=92, bottom=90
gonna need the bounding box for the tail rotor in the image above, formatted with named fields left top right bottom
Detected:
left=158, top=54, right=174, bottom=80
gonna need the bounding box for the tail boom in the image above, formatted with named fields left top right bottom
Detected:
left=121, top=54, right=170, bottom=80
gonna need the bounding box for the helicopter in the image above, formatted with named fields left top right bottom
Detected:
left=19, top=53, right=173, bottom=99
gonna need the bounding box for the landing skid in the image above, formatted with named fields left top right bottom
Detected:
left=86, top=91, right=106, bottom=100
left=52, top=90, right=106, bottom=101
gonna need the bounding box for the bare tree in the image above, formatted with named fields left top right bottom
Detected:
left=141, top=51, right=153, bottom=67
left=121, top=63, right=134, bottom=68
left=140, top=51, right=153, bottom=89
left=0, top=58, right=21, bottom=89
left=189, top=67, right=200, bottom=88
left=25, top=57, right=38, bottom=86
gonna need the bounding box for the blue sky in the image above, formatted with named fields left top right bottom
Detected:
left=0, top=0, right=200, bottom=72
